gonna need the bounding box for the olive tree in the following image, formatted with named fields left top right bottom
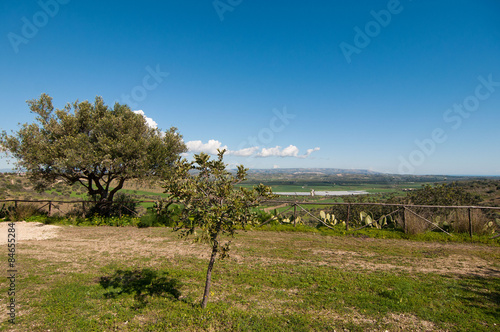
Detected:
left=163, top=150, right=274, bottom=308
left=0, top=93, right=186, bottom=214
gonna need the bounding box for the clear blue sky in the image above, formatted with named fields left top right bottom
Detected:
left=1, top=0, right=499, bottom=175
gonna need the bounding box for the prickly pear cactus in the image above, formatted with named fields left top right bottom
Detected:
left=319, top=210, right=341, bottom=226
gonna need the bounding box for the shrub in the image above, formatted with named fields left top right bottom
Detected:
left=86, top=193, right=139, bottom=218
left=111, top=193, right=139, bottom=217
left=5, top=203, right=46, bottom=221
left=137, top=202, right=182, bottom=228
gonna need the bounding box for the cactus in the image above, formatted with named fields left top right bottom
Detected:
left=360, top=211, right=379, bottom=228
left=379, top=214, right=395, bottom=228
left=294, top=216, right=302, bottom=225
left=360, top=211, right=397, bottom=229
left=484, top=220, right=496, bottom=234
left=360, top=211, right=372, bottom=225
left=284, top=216, right=302, bottom=225
left=319, top=210, right=342, bottom=226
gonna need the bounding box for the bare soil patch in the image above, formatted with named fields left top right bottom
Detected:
left=0, top=221, right=61, bottom=244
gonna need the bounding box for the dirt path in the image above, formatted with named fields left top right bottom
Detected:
left=0, top=221, right=61, bottom=244
left=263, top=203, right=289, bottom=213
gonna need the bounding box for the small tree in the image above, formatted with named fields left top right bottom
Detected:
left=1, top=94, right=186, bottom=215
left=163, top=150, right=274, bottom=308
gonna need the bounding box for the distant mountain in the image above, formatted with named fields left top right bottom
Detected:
left=247, top=168, right=382, bottom=175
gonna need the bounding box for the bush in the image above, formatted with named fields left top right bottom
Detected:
left=85, top=193, right=139, bottom=217
left=111, top=193, right=139, bottom=217
left=138, top=202, right=182, bottom=228
left=4, top=203, right=46, bottom=221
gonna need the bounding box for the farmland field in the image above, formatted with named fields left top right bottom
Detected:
left=1, top=222, right=499, bottom=331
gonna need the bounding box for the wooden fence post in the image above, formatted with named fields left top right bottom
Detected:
left=468, top=208, right=472, bottom=238
left=346, top=204, right=350, bottom=231
left=48, top=201, right=52, bottom=217
left=403, top=206, right=407, bottom=234
left=293, top=204, right=297, bottom=227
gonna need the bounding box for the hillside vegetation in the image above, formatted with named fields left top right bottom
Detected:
left=1, top=171, right=499, bottom=207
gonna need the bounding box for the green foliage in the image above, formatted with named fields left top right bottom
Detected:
left=164, top=150, right=275, bottom=244
left=254, top=209, right=275, bottom=225
left=405, top=183, right=481, bottom=206
left=0, top=203, right=7, bottom=219
left=1, top=203, right=46, bottom=221
left=85, top=192, right=139, bottom=218
left=137, top=203, right=183, bottom=228
left=358, top=211, right=395, bottom=229
left=163, top=150, right=275, bottom=308
left=111, top=193, right=138, bottom=216
left=319, top=210, right=344, bottom=227
left=279, top=215, right=302, bottom=225
left=0, top=94, right=186, bottom=215
left=24, top=214, right=140, bottom=226
left=360, top=211, right=376, bottom=228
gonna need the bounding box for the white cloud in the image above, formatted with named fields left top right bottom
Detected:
left=186, top=140, right=259, bottom=156
left=133, top=110, right=158, bottom=129
left=226, top=146, right=260, bottom=157
left=302, top=147, right=321, bottom=158
left=257, top=145, right=320, bottom=158
left=186, top=140, right=228, bottom=154
left=185, top=140, right=320, bottom=159
left=258, top=145, right=295, bottom=157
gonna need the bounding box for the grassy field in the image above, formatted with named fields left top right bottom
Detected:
left=237, top=183, right=427, bottom=194
left=1, top=224, right=499, bottom=331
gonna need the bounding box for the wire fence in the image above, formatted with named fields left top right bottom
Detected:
left=1, top=198, right=500, bottom=238
left=259, top=200, right=500, bottom=238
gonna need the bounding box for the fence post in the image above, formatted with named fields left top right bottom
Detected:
left=346, top=204, right=350, bottom=231
left=293, top=203, right=297, bottom=227
left=468, top=208, right=472, bottom=238
left=82, top=202, right=86, bottom=218
left=48, top=201, right=52, bottom=217
left=15, top=200, right=18, bottom=210
left=403, top=206, right=407, bottom=234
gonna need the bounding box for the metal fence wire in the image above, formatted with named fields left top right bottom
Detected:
left=259, top=200, right=500, bottom=238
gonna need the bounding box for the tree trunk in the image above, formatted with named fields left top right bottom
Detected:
left=90, top=177, right=126, bottom=217
left=201, top=235, right=219, bottom=309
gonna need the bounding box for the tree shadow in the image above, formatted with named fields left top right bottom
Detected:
left=99, top=268, right=182, bottom=308
left=454, top=271, right=500, bottom=321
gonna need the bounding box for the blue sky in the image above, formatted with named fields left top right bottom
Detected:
left=1, top=0, right=499, bottom=175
